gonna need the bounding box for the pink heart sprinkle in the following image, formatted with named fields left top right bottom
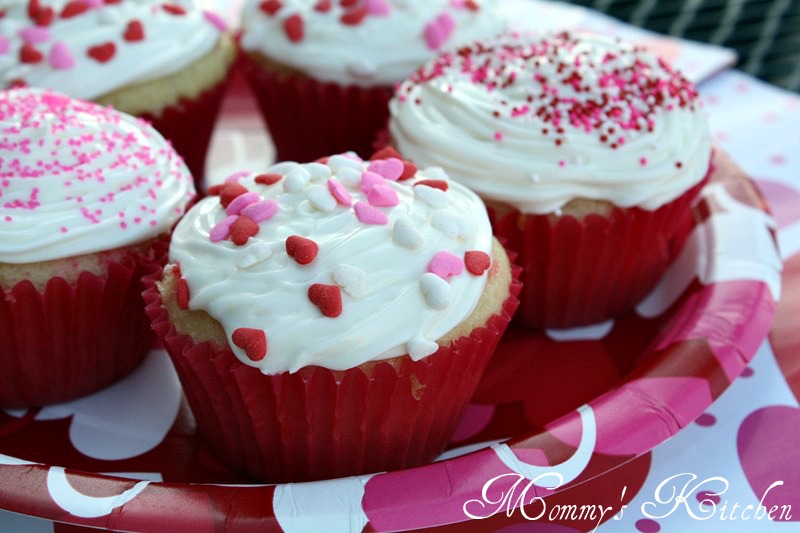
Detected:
left=327, top=178, right=352, bottom=206
left=0, top=36, right=10, bottom=55
left=20, top=26, right=51, bottom=44
left=365, top=0, right=391, bottom=16
left=241, top=200, right=278, bottom=223
left=360, top=171, right=385, bottom=193
left=367, top=182, right=399, bottom=207
left=49, top=41, right=75, bottom=70
left=210, top=215, right=238, bottom=242
left=424, top=12, right=455, bottom=50
left=367, top=157, right=404, bottom=181
left=354, top=201, right=388, bottom=225
left=203, top=10, right=228, bottom=31
left=438, top=12, right=456, bottom=32
left=428, top=251, right=464, bottom=279
left=226, top=192, right=260, bottom=215
left=85, top=0, right=103, bottom=6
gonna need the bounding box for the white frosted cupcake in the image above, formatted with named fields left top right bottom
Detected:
left=145, top=150, right=519, bottom=482
left=389, top=31, right=713, bottom=328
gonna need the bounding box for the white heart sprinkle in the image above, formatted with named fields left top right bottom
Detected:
left=337, top=167, right=362, bottom=188
left=328, top=154, right=363, bottom=172
left=284, top=167, right=310, bottom=193
left=431, top=211, right=464, bottom=239
left=392, top=217, right=423, bottom=249
left=308, top=185, right=337, bottom=212
left=332, top=264, right=366, bottom=298
left=414, top=185, right=449, bottom=209
left=419, top=272, right=451, bottom=310
left=407, top=336, right=439, bottom=361
left=237, top=242, right=273, bottom=269
left=267, top=161, right=301, bottom=175
left=421, top=166, right=449, bottom=181
left=306, top=162, right=332, bottom=181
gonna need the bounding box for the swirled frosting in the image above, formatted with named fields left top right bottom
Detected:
left=169, top=150, right=494, bottom=374
left=0, top=88, right=195, bottom=263
left=0, top=0, right=225, bottom=100
left=389, top=31, right=713, bottom=214
left=239, top=0, right=506, bottom=87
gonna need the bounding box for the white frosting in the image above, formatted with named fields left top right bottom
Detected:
left=169, top=154, right=494, bottom=374
left=239, top=0, right=506, bottom=87
left=0, top=0, right=223, bottom=100
left=0, top=88, right=195, bottom=263
left=389, top=31, right=713, bottom=214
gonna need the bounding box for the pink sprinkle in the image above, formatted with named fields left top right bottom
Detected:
left=360, top=171, right=385, bottom=193
left=558, top=160, right=566, bottom=167
left=225, top=171, right=249, bottom=183
left=367, top=157, right=404, bottom=181
left=494, top=131, right=503, bottom=141
left=327, top=178, right=352, bottom=206
left=428, top=251, right=464, bottom=279
left=203, top=10, right=228, bottom=31
left=0, top=36, right=10, bottom=55
left=424, top=12, right=455, bottom=50
left=365, top=0, right=391, bottom=16
left=20, top=26, right=51, bottom=45
left=49, top=42, right=75, bottom=70
left=639, top=157, right=648, bottom=166
left=226, top=191, right=260, bottom=216
left=354, top=201, right=388, bottom=225
left=210, top=215, right=237, bottom=242
left=60, top=226, right=68, bottom=233
left=241, top=200, right=277, bottom=223
left=367, top=182, right=399, bottom=207
left=4, top=216, right=11, bottom=222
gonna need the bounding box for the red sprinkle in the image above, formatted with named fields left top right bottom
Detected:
left=399, top=160, right=417, bottom=181
left=308, top=283, right=343, bottom=317
left=104, top=0, right=122, bottom=4
left=255, top=173, right=283, bottom=186
left=314, top=0, right=331, bottom=12
left=414, top=179, right=448, bottom=191
left=34, top=7, right=54, bottom=26
left=176, top=278, right=190, bottom=310
left=206, top=184, right=223, bottom=196
left=465, top=0, right=480, bottom=11
left=283, top=13, right=304, bottom=43
left=123, top=20, right=145, bottom=42
left=259, top=0, right=282, bottom=15
left=370, top=146, right=402, bottom=161
left=286, top=235, right=318, bottom=265
left=87, top=42, right=116, bottom=63
left=232, top=328, right=267, bottom=361
left=340, top=0, right=359, bottom=6
left=61, top=1, right=89, bottom=18
left=162, top=4, right=187, bottom=16
left=19, top=44, right=43, bottom=64
left=230, top=216, right=259, bottom=245
left=219, top=182, right=248, bottom=208
left=464, top=250, right=491, bottom=276
left=341, top=6, right=367, bottom=25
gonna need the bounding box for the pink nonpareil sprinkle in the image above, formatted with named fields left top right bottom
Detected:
left=494, top=131, right=503, bottom=141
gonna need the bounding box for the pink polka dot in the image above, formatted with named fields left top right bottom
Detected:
left=697, top=490, right=722, bottom=505
left=636, top=518, right=661, bottom=532
left=695, top=413, right=716, bottom=427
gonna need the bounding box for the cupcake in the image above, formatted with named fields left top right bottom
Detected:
left=237, top=0, right=506, bottom=163
left=389, top=31, right=713, bottom=329
left=0, top=0, right=236, bottom=185
left=0, top=88, right=195, bottom=408
left=144, top=150, right=519, bottom=482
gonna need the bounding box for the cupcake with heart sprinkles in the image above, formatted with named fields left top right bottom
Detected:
left=0, top=0, right=236, bottom=185
left=0, top=88, right=196, bottom=407
left=237, top=0, right=506, bottom=163
left=144, top=148, right=520, bottom=482
left=388, top=31, right=713, bottom=328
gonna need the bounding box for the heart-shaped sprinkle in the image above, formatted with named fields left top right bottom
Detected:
left=341, top=6, right=367, bottom=25
left=432, top=211, right=466, bottom=239
left=370, top=146, right=402, bottom=161
left=286, top=235, right=318, bottom=265
left=415, top=179, right=448, bottom=191
left=61, top=1, right=90, bottom=18
left=308, top=184, right=337, bottom=212
left=465, top=250, right=491, bottom=275
left=162, top=4, right=187, bottom=15
left=20, top=44, right=43, bottom=64
left=367, top=182, right=399, bottom=207
left=365, top=0, right=391, bottom=16
left=87, top=42, right=116, bottom=63
left=400, top=160, right=417, bottom=181
left=328, top=154, right=363, bottom=172
left=314, top=0, right=331, bottom=12
left=33, top=7, right=55, bottom=26
left=340, top=0, right=359, bottom=7
left=424, top=12, right=455, bottom=50
left=19, top=26, right=50, bottom=44
left=428, top=251, right=464, bottom=279
left=255, top=173, right=283, bottom=186
left=226, top=192, right=260, bottom=216
left=49, top=41, right=74, bottom=69
left=241, top=200, right=277, bottom=223
left=283, top=13, right=304, bottom=43
left=232, top=328, right=267, bottom=361
left=209, top=215, right=237, bottom=242
left=123, top=20, right=144, bottom=42
left=219, top=182, right=248, bottom=208
left=332, top=263, right=366, bottom=298
left=283, top=166, right=310, bottom=192
left=466, top=0, right=480, bottom=11
left=337, top=167, right=362, bottom=187
left=203, top=10, right=227, bottom=31
left=176, top=278, right=190, bottom=310
left=407, top=336, right=439, bottom=360
left=360, top=171, right=384, bottom=193
left=0, top=36, right=9, bottom=55
left=415, top=184, right=449, bottom=209
left=354, top=201, right=388, bottom=225
left=306, top=162, right=331, bottom=181
left=308, top=283, right=343, bottom=317
left=259, top=0, right=283, bottom=15
left=367, top=158, right=404, bottom=181
left=419, top=272, right=452, bottom=309
left=392, top=217, right=423, bottom=249
left=237, top=241, right=273, bottom=269
left=327, top=178, right=352, bottom=206
left=230, top=216, right=259, bottom=246
left=206, top=184, right=223, bottom=196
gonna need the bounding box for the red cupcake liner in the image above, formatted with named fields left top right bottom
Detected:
left=139, top=75, right=232, bottom=189
left=144, top=267, right=521, bottom=483
left=238, top=52, right=393, bottom=164
left=0, top=239, right=168, bottom=408
left=491, top=166, right=712, bottom=329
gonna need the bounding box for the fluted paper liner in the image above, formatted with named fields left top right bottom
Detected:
left=144, top=268, right=520, bottom=483
left=239, top=51, right=393, bottom=164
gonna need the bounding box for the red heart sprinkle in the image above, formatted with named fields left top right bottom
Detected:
left=415, top=179, right=448, bottom=191
left=232, top=328, right=267, bottom=361
left=399, top=160, right=417, bottom=181
left=219, top=182, right=248, bottom=208
left=176, top=278, right=190, bottom=310
left=308, top=283, right=343, bottom=318
left=61, top=1, right=89, bottom=18
left=8, top=79, right=27, bottom=89
left=465, top=250, right=491, bottom=276
left=340, top=0, right=358, bottom=6
left=465, top=0, right=480, bottom=11
left=314, top=0, right=331, bottom=12
left=370, top=146, right=402, bottom=161
left=230, top=216, right=259, bottom=246
left=206, top=184, right=223, bottom=196
left=87, top=42, right=116, bottom=63
left=259, top=0, right=282, bottom=15
left=27, top=0, right=41, bottom=18
left=34, top=7, right=54, bottom=26
left=124, top=20, right=145, bottom=42
left=19, top=44, right=43, bottom=64
left=283, top=13, right=304, bottom=43
left=162, top=4, right=186, bottom=15
left=255, top=173, right=283, bottom=186
left=104, top=0, right=121, bottom=4
left=285, top=235, right=318, bottom=265
left=340, top=6, right=367, bottom=25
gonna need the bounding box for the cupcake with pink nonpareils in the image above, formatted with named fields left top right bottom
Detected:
left=144, top=148, right=520, bottom=482
left=0, top=87, right=195, bottom=408
left=237, top=0, right=506, bottom=163
left=0, top=0, right=236, bottom=185
left=389, top=31, right=713, bottom=328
